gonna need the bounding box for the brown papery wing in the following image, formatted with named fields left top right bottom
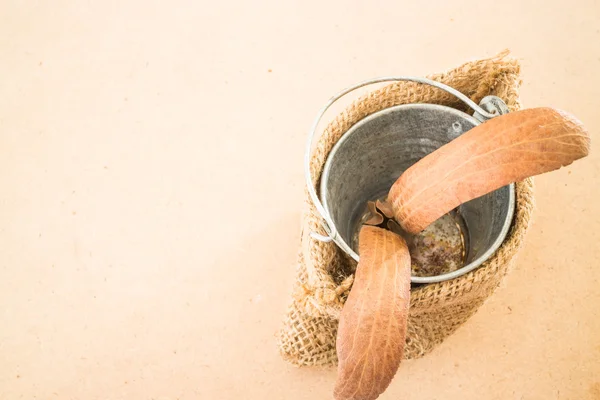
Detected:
left=389, top=107, right=590, bottom=234
left=334, top=226, right=411, bottom=400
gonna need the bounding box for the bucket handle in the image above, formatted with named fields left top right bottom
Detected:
left=305, top=76, right=501, bottom=249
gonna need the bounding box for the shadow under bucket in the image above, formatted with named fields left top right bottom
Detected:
left=319, top=102, right=515, bottom=283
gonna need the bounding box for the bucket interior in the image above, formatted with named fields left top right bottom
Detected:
left=320, top=104, right=513, bottom=276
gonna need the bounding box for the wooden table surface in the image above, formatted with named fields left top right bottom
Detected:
left=1, top=1, right=599, bottom=399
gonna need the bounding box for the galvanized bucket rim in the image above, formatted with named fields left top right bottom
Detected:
left=304, top=76, right=511, bottom=283
left=319, top=102, right=515, bottom=284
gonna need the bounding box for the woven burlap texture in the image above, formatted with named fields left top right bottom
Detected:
left=277, top=51, right=535, bottom=367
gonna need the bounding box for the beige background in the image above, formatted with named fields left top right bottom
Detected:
left=1, top=1, right=599, bottom=399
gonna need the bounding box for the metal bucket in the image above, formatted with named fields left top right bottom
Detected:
left=305, top=77, right=515, bottom=283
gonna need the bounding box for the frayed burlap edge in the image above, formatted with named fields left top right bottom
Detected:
left=277, top=51, right=535, bottom=367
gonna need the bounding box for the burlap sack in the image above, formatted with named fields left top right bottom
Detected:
left=278, top=51, right=535, bottom=367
